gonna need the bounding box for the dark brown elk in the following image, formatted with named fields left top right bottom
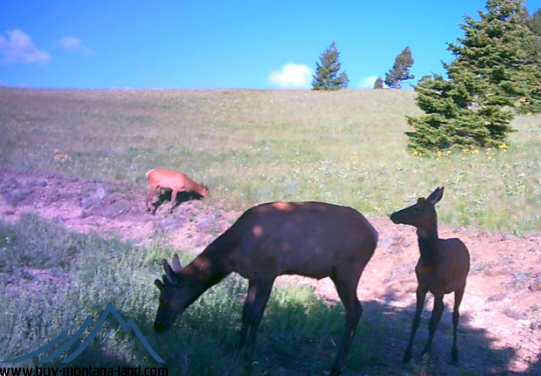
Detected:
left=390, top=187, right=470, bottom=364
left=154, top=201, right=378, bottom=376
left=145, top=168, right=209, bottom=214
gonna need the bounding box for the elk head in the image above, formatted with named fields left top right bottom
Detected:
left=200, top=183, right=210, bottom=198
left=153, top=254, right=206, bottom=333
left=390, top=187, right=444, bottom=231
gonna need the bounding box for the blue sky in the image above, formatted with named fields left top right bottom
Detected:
left=1, top=0, right=540, bottom=90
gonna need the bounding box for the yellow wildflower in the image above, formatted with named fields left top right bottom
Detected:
left=350, top=152, right=359, bottom=165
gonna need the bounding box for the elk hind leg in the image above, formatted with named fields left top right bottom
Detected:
left=330, top=271, right=363, bottom=376
left=451, top=282, right=466, bottom=363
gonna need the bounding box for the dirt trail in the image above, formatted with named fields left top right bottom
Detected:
left=1, top=169, right=541, bottom=374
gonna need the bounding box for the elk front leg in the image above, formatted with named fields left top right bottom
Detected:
left=169, top=189, right=179, bottom=213
left=422, top=292, right=444, bottom=360
left=404, top=286, right=428, bottom=363
left=238, top=278, right=274, bottom=362
left=146, top=186, right=156, bottom=213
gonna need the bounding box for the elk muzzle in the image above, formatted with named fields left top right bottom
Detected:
left=390, top=211, right=402, bottom=224
left=154, top=322, right=169, bottom=333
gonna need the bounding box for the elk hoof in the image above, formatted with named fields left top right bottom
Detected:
left=421, top=352, right=432, bottom=363
left=451, top=349, right=459, bottom=364
left=233, top=337, right=247, bottom=351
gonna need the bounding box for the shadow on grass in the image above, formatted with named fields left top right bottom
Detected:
left=5, top=295, right=522, bottom=376
left=143, top=284, right=524, bottom=376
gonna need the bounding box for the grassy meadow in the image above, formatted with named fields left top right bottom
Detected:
left=0, top=87, right=540, bottom=375
left=1, top=87, right=540, bottom=233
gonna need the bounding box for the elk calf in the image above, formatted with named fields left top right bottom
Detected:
left=154, top=201, right=378, bottom=376
left=390, top=187, right=470, bottom=364
left=145, top=168, right=209, bottom=214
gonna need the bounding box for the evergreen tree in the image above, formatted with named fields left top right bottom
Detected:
left=526, top=7, right=541, bottom=36
left=384, top=47, right=415, bottom=89
left=522, top=6, right=541, bottom=113
left=312, top=41, right=349, bottom=90
left=406, top=74, right=515, bottom=153
left=446, top=0, right=536, bottom=103
left=373, top=77, right=384, bottom=89
left=406, top=0, right=537, bottom=154
left=519, top=6, right=541, bottom=63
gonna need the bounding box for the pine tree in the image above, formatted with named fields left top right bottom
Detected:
left=406, top=0, right=536, bottom=154
left=446, top=0, right=536, bottom=103
left=312, top=41, right=349, bottom=90
left=521, top=6, right=541, bottom=113
left=384, top=47, right=415, bottom=89
left=406, top=74, right=515, bottom=153
left=526, top=7, right=541, bottom=36
left=373, top=77, right=384, bottom=89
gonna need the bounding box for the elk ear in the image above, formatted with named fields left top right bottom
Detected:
left=154, top=279, right=164, bottom=292
left=427, top=187, right=444, bottom=205
left=163, top=258, right=179, bottom=285
left=172, top=253, right=182, bottom=272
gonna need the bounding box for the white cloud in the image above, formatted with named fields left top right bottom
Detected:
left=0, top=29, right=50, bottom=64
left=268, top=63, right=313, bottom=89
left=55, top=36, right=92, bottom=55
left=359, top=75, right=379, bottom=89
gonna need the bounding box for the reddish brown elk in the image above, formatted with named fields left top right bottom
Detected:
left=390, top=187, right=470, bottom=364
left=145, top=168, right=209, bottom=214
left=154, top=201, right=378, bottom=376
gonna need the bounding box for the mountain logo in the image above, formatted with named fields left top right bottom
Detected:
left=1, top=302, right=165, bottom=364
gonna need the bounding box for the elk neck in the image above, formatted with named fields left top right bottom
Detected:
left=416, top=223, right=442, bottom=263
left=181, top=240, right=234, bottom=288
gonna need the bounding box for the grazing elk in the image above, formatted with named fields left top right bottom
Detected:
left=145, top=168, right=209, bottom=214
left=390, top=187, right=470, bottom=364
left=154, top=201, right=378, bottom=376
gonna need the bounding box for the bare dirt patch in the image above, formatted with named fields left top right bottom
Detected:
left=1, top=168, right=540, bottom=374
left=0, top=169, right=238, bottom=252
